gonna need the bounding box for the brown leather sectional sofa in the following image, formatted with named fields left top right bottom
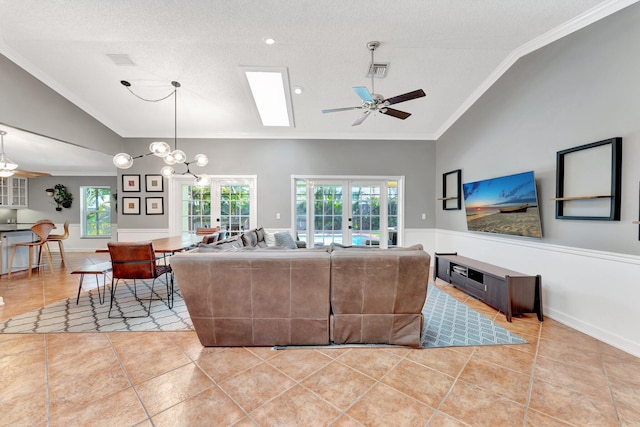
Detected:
left=171, top=229, right=431, bottom=347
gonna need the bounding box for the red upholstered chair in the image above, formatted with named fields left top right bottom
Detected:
left=107, top=241, right=173, bottom=318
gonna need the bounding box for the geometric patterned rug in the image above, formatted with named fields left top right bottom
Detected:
left=0, top=279, right=193, bottom=333
left=0, top=280, right=526, bottom=348
left=421, top=284, right=527, bottom=348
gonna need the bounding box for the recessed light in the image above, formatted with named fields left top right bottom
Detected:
left=293, top=86, right=303, bottom=95
left=263, top=37, right=276, bottom=45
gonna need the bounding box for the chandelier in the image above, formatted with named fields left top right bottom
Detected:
left=112, top=81, right=210, bottom=186
left=0, top=130, right=19, bottom=178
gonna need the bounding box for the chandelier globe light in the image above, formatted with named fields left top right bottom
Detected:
left=0, top=131, right=19, bottom=177
left=113, top=80, right=209, bottom=185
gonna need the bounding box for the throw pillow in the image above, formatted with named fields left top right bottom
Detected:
left=274, top=231, right=298, bottom=249
left=264, top=231, right=276, bottom=247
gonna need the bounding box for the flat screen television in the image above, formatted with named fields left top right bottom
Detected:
left=462, top=171, right=542, bottom=238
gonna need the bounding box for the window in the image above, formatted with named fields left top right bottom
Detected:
left=81, top=186, right=111, bottom=237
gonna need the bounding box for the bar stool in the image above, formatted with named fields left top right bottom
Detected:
left=8, top=222, right=55, bottom=279
left=46, top=220, right=70, bottom=265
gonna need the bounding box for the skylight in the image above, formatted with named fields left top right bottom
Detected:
left=242, top=67, right=294, bottom=127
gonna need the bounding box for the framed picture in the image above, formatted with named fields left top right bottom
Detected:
left=440, top=169, right=462, bottom=210
left=146, top=197, right=164, bottom=215
left=122, top=174, right=140, bottom=192
left=122, top=197, right=140, bottom=215
left=555, top=137, right=622, bottom=220
left=145, top=174, right=164, bottom=192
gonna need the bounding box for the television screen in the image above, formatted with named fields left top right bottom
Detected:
left=462, top=171, right=542, bottom=238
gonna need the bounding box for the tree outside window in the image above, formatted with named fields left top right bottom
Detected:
left=81, top=186, right=111, bottom=237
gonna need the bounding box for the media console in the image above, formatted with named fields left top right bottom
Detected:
left=434, top=253, right=543, bottom=322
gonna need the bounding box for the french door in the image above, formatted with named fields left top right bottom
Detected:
left=294, top=177, right=402, bottom=248
left=169, top=176, right=257, bottom=236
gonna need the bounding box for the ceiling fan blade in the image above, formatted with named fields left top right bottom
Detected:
left=13, top=170, right=51, bottom=178
left=352, top=110, right=371, bottom=126
left=322, top=106, right=360, bottom=114
left=353, top=86, right=375, bottom=103
left=381, top=107, right=411, bottom=120
left=383, top=89, right=426, bottom=105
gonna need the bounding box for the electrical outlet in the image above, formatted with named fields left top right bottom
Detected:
left=276, top=212, right=281, bottom=220
left=421, top=213, right=426, bottom=220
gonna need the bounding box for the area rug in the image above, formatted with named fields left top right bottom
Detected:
left=0, top=282, right=526, bottom=348
left=421, top=285, right=527, bottom=348
left=0, top=280, right=193, bottom=333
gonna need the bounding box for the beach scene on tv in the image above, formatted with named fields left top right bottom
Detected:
left=463, top=171, right=542, bottom=238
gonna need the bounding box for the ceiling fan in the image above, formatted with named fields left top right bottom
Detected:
left=322, top=41, right=426, bottom=126
left=0, top=130, right=51, bottom=178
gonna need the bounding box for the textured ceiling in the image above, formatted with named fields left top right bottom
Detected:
left=0, top=0, right=634, bottom=175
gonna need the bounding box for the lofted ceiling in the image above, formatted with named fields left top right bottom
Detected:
left=0, top=0, right=635, bottom=175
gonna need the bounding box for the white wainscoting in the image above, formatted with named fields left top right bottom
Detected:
left=46, top=224, right=117, bottom=252
left=116, top=228, right=171, bottom=242
left=425, top=228, right=640, bottom=358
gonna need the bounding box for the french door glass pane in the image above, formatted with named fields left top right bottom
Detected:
left=295, top=180, right=307, bottom=243
left=181, top=185, right=211, bottom=233
left=388, top=180, right=399, bottom=246
left=220, top=184, right=250, bottom=236
left=313, top=184, right=343, bottom=245
left=351, top=183, right=381, bottom=246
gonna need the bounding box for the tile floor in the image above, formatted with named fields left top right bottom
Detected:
left=0, top=252, right=638, bottom=427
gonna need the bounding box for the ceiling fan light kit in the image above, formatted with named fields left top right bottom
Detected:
left=322, top=41, right=426, bottom=126
left=113, top=80, right=210, bottom=186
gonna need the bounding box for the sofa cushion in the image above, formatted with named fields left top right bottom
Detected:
left=264, top=231, right=276, bottom=247
left=255, top=227, right=266, bottom=242
left=275, top=231, right=298, bottom=249
left=241, top=230, right=259, bottom=247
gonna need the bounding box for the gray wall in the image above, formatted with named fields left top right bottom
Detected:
left=435, top=2, right=640, bottom=255
left=0, top=54, right=122, bottom=154
left=19, top=176, right=117, bottom=224
left=117, top=138, right=436, bottom=230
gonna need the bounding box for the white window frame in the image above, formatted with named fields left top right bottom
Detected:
left=80, top=185, right=112, bottom=238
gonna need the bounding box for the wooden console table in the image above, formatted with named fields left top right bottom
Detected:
left=434, top=253, right=543, bottom=322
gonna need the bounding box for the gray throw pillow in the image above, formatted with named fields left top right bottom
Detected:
left=274, top=232, right=298, bottom=249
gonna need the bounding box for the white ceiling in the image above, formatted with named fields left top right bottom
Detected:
left=0, top=0, right=635, bottom=175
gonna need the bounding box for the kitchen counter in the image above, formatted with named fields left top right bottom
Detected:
left=0, top=224, right=39, bottom=232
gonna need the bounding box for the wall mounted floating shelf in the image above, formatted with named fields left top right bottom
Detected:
left=441, top=169, right=462, bottom=210
left=555, top=137, right=622, bottom=221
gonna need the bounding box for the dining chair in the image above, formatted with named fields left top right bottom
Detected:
left=195, top=226, right=219, bottom=235
left=8, top=221, right=55, bottom=279
left=46, top=219, right=70, bottom=266
left=106, top=241, right=173, bottom=318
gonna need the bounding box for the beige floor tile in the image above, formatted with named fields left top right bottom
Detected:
left=301, top=360, right=376, bottom=411
left=249, top=384, right=341, bottom=427
left=336, top=347, right=402, bottom=379
left=109, top=332, right=192, bottom=384
left=405, top=347, right=470, bottom=377
left=439, top=380, right=526, bottom=427
left=525, top=409, right=575, bottom=426
left=151, top=386, right=247, bottom=427
left=611, top=383, right=640, bottom=426
left=529, top=379, right=618, bottom=427
left=50, top=387, right=148, bottom=427
left=0, top=389, right=48, bottom=426
left=380, top=359, right=455, bottom=408
left=331, top=414, right=365, bottom=426
left=458, top=358, right=531, bottom=404
left=473, top=344, right=535, bottom=375
left=219, top=362, right=296, bottom=413
left=347, top=382, right=435, bottom=427
left=195, top=347, right=263, bottom=383
left=135, top=363, right=215, bottom=416
left=427, top=411, right=470, bottom=427
left=266, top=349, right=333, bottom=381
left=534, top=355, right=610, bottom=400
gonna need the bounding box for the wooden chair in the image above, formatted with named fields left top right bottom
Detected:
left=195, top=226, right=219, bottom=235
left=107, top=241, right=173, bottom=318
left=46, top=220, right=70, bottom=266
left=8, top=222, right=55, bottom=279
